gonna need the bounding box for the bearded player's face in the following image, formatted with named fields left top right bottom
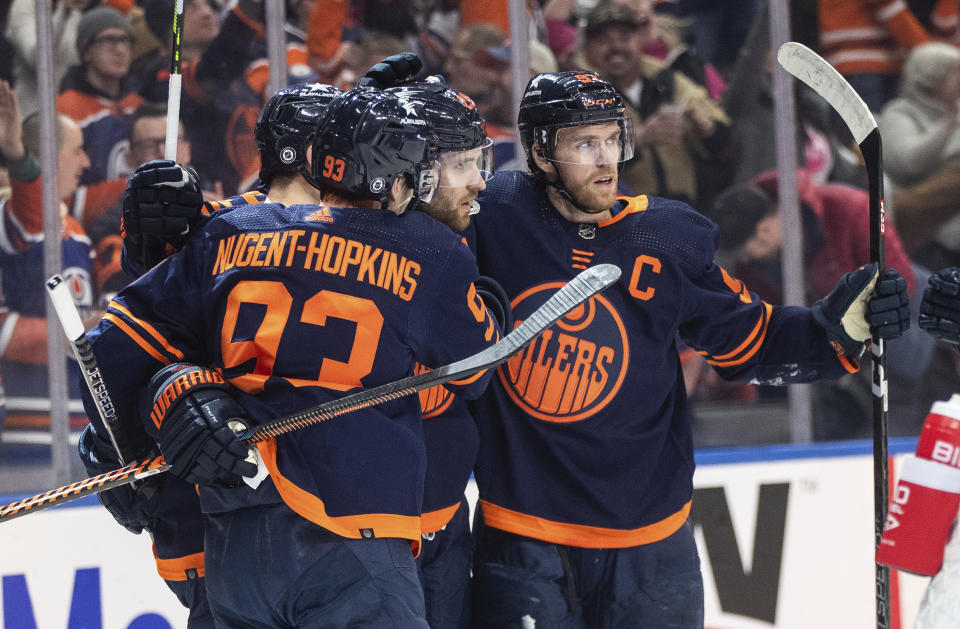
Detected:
left=419, top=145, right=490, bottom=232
left=551, top=122, right=621, bottom=213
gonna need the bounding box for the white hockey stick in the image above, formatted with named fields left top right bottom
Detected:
left=46, top=275, right=133, bottom=464
left=777, top=42, right=890, bottom=629
left=1, top=264, right=621, bottom=523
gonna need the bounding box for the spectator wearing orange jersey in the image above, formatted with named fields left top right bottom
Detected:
left=57, top=8, right=143, bottom=186
left=819, top=0, right=958, bottom=111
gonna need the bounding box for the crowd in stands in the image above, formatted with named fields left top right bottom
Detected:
left=0, top=0, right=958, bottom=455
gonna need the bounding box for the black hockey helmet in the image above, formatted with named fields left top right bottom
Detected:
left=517, top=71, right=633, bottom=173
left=255, top=82, right=343, bottom=185
left=307, top=87, right=439, bottom=209
left=387, top=79, right=488, bottom=152
left=388, top=78, right=494, bottom=189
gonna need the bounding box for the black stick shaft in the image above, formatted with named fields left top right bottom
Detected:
left=862, top=129, right=890, bottom=629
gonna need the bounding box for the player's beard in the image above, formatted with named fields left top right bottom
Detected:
left=559, top=164, right=619, bottom=215
left=418, top=186, right=477, bottom=233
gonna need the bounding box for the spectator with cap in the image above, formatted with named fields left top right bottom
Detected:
left=443, top=24, right=508, bottom=124
left=57, top=7, right=143, bottom=187
left=579, top=0, right=731, bottom=209
left=467, top=38, right=560, bottom=171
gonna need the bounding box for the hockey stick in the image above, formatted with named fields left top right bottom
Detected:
left=46, top=275, right=134, bottom=464
left=777, top=42, right=890, bottom=629
left=164, top=0, right=184, bottom=161
left=0, top=263, right=621, bottom=523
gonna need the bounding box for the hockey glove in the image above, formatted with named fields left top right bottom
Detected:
left=121, top=160, right=203, bottom=277
left=475, top=275, right=514, bottom=332
left=78, top=424, right=160, bottom=535
left=871, top=268, right=911, bottom=339
left=920, top=267, right=960, bottom=346
left=146, top=364, right=257, bottom=486
left=812, top=263, right=910, bottom=358
left=357, top=52, right=423, bottom=89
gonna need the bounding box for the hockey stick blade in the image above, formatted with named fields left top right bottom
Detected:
left=0, top=264, right=622, bottom=523
left=777, top=42, right=877, bottom=144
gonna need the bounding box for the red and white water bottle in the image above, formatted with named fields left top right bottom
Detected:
left=877, top=395, right=960, bottom=575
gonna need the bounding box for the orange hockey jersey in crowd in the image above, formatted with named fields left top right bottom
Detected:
left=820, top=0, right=958, bottom=77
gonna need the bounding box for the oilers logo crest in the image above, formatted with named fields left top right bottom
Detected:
left=414, top=363, right=454, bottom=419
left=61, top=265, right=94, bottom=308
left=499, top=282, right=628, bottom=422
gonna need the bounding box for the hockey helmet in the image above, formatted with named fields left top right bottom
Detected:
left=388, top=78, right=493, bottom=189
left=307, top=87, right=440, bottom=208
left=255, top=82, right=343, bottom=184
left=517, top=71, right=634, bottom=172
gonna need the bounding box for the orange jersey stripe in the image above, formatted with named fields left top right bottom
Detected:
left=600, top=196, right=649, bottom=227
left=256, top=439, right=422, bottom=552
left=480, top=499, right=691, bottom=548
left=708, top=301, right=769, bottom=361
left=153, top=546, right=205, bottom=581
left=421, top=501, right=461, bottom=534
left=104, top=312, right=170, bottom=365
left=706, top=302, right=773, bottom=367
left=109, top=302, right=185, bottom=361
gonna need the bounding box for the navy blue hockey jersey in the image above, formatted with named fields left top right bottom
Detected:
left=194, top=194, right=478, bottom=534
left=467, top=171, right=856, bottom=548
left=417, top=377, right=478, bottom=533
left=90, top=200, right=499, bottom=544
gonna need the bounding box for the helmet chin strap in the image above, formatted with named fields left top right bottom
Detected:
left=545, top=169, right=608, bottom=217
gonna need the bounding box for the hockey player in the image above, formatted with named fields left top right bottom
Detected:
left=464, top=70, right=912, bottom=627
left=386, top=78, right=501, bottom=629
left=82, top=87, right=501, bottom=627
left=77, top=82, right=341, bottom=629
left=121, top=81, right=343, bottom=277
left=121, top=71, right=504, bottom=629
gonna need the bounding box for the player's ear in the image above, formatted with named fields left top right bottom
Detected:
left=385, top=176, right=413, bottom=215
left=531, top=143, right=555, bottom=175
left=305, top=145, right=313, bottom=170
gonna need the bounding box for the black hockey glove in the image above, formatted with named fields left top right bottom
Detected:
left=357, top=52, right=423, bottom=89
left=78, top=424, right=160, bottom=535
left=812, top=263, right=910, bottom=359
left=146, top=364, right=257, bottom=486
left=121, top=160, right=203, bottom=277
left=920, top=267, right=960, bottom=346
left=871, top=268, right=911, bottom=339
left=475, top=275, right=514, bottom=332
